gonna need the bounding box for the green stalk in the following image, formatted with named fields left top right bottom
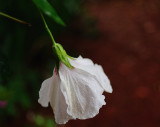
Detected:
left=40, top=12, right=56, bottom=47
left=0, top=12, right=31, bottom=26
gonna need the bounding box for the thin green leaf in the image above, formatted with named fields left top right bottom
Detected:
left=32, top=0, right=65, bottom=26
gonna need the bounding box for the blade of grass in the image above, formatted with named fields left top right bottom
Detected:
left=0, top=12, right=31, bottom=26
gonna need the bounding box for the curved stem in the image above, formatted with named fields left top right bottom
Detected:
left=40, top=12, right=56, bottom=47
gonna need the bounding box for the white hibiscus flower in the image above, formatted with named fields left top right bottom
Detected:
left=38, top=14, right=113, bottom=125
left=38, top=55, right=113, bottom=124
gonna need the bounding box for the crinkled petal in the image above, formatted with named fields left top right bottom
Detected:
left=38, top=77, right=53, bottom=107
left=38, top=73, right=73, bottom=124
left=59, top=63, right=106, bottom=119
left=49, top=73, right=73, bottom=124
left=69, top=56, right=113, bottom=93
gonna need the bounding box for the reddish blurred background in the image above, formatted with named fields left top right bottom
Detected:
left=60, top=0, right=160, bottom=127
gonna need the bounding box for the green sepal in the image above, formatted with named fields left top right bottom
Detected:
left=67, top=55, right=75, bottom=60
left=53, top=43, right=73, bottom=69
left=52, top=46, right=60, bottom=71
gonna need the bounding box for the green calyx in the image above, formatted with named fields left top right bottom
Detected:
left=53, top=43, right=73, bottom=69
left=40, top=12, right=73, bottom=70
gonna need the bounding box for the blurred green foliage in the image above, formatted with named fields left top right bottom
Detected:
left=0, top=86, right=13, bottom=100
left=34, top=114, right=56, bottom=127
left=0, top=0, right=82, bottom=126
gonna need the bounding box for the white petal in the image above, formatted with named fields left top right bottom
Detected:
left=59, top=63, right=106, bottom=119
left=95, top=64, right=113, bottom=93
left=38, top=72, right=73, bottom=124
left=38, top=77, right=53, bottom=107
left=69, top=56, right=113, bottom=93
left=49, top=73, right=73, bottom=124
left=76, top=56, right=94, bottom=65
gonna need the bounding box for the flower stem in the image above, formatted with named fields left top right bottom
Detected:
left=40, top=12, right=56, bottom=47
left=0, top=12, right=31, bottom=26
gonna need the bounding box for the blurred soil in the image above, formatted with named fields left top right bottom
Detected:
left=62, top=0, right=160, bottom=127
